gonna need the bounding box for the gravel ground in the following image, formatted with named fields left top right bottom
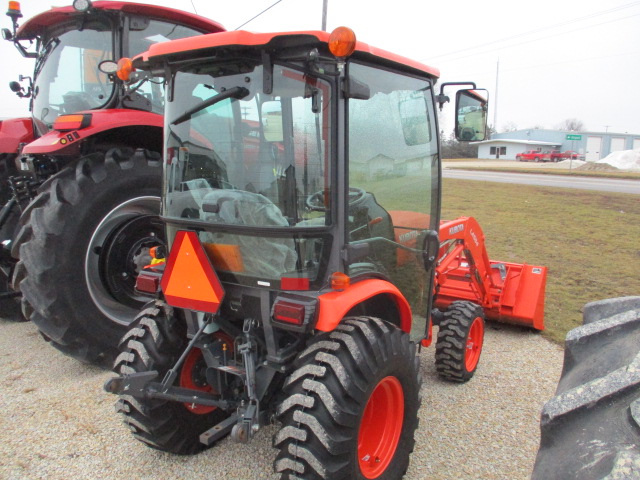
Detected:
left=0, top=317, right=563, bottom=480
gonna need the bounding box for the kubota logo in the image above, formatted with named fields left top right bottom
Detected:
left=399, top=230, right=419, bottom=243
left=470, top=229, right=479, bottom=246
left=449, top=224, right=464, bottom=235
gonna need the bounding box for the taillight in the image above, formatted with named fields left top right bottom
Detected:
left=271, top=297, right=317, bottom=330
left=281, top=277, right=310, bottom=291
left=53, top=114, right=92, bottom=131
left=135, top=271, right=160, bottom=294
left=273, top=301, right=306, bottom=325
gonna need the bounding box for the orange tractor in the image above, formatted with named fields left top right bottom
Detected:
left=105, top=27, right=547, bottom=478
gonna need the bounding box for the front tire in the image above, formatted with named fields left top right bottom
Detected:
left=435, top=301, right=485, bottom=382
left=274, top=316, right=421, bottom=480
left=113, top=300, right=231, bottom=454
left=11, top=148, right=163, bottom=364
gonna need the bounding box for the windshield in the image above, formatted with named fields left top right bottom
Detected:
left=164, top=64, right=332, bottom=285
left=33, top=27, right=113, bottom=127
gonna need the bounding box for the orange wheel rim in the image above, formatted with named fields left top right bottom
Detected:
left=180, top=348, right=216, bottom=414
left=465, top=317, right=484, bottom=371
left=358, top=376, right=404, bottom=478
left=179, top=332, right=232, bottom=415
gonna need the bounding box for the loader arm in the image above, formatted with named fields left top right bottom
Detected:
left=435, top=217, right=547, bottom=330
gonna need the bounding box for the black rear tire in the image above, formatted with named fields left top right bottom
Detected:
left=435, top=301, right=485, bottom=382
left=274, top=316, right=421, bottom=480
left=113, top=300, right=230, bottom=454
left=533, top=297, right=640, bottom=480
left=11, top=148, right=163, bottom=365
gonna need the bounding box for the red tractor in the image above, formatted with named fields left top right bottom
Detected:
left=0, top=1, right=224, bottom=363
left=104, top=26, right=547, bottom=478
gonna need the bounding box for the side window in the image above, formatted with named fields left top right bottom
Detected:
left=347, top=63, right=438, bottom=338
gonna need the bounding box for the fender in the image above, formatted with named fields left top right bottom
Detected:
left=315, top=278, right=413, bottom=333
left=22, top=109, right=164, bottom=155
left=0, top=117, right=35, bottom=154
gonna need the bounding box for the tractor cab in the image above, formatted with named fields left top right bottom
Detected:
left=106, top=27, right=491, bottom=471
left=3, top=0, right=225, bottom=136
left=133, top=28, right=486, bottom=340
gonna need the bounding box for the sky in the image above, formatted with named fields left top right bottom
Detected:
left=1, top=0, right=639, bottom=136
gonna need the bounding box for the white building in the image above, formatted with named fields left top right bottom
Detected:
left=476, top=129, right=640, bottom=161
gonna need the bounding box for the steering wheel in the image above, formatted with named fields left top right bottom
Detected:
left=306, top=187, right=366, bottom=211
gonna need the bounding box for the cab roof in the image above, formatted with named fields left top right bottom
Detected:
left=137, top=30, right=440, bottom=80
left=16, top=1, right=225, bottom=41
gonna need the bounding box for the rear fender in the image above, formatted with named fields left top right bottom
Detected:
left=21, top=109, right=163, bottom=155
left=315, top=279, right=412, bottom=333
left=0, top=118, right=35, bottom=154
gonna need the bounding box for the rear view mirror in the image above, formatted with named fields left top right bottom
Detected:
left=99, top=60, right=118, bottom=75
left=455, top=89, right=488, bottom=141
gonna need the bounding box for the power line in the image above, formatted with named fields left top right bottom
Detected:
left=426, top=1, right=640, bottom=63
left=234, top=0, right=286, bottom=30
left=433, top=12, right=640, bottom=66
left=438, top=48, right=640, bottom=84
left=502, top=49, right=640, bottom=73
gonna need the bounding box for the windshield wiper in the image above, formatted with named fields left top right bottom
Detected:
left=34, top=37, right=60, bottom=77
left=171, top=86, right=250, bottom=126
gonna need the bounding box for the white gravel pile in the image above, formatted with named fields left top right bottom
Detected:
left=0, top=318, right=563, bottom=480
left=597, top=149, right=640, bottom=171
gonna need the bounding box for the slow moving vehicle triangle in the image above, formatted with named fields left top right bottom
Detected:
left=160, top=230, right=225, bottom=314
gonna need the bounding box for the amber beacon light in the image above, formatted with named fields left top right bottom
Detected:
left=116, top=57, right=134, bottom=81
left=7, top=1, right=22, bottom=18
left=328, top=26, right=356, bottom=58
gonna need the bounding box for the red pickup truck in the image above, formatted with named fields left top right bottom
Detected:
left=516, top=150, right=545, bottom=162
left=548, top=150, right=584, bottom=162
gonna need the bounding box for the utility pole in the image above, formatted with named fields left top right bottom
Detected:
left=493, top=58, right=499, bottom=137
left=322, top=0, right=328, bottom=31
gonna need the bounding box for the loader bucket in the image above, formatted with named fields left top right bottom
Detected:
left=434, top=260, right=547, bottom=330
left=486, top=260, right=547, bottom=330
left=434, top=217, right=547, bottom=330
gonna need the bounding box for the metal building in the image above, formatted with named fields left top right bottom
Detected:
left=476, top=129, right=640, bottom=161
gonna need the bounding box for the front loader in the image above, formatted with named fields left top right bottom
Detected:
left=104, top=26, right=546, bottom=479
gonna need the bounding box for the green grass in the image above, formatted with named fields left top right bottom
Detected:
left=442, top=179, right=640, bottom=343
left=443, top=158, right=640, bottom=180
left=452, top=166, right=640, bottom=180
left=356, top=166, right=639, bottom=343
